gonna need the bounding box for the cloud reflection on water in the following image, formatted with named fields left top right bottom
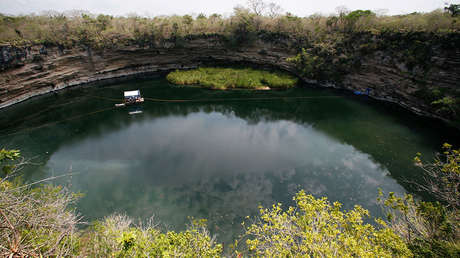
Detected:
left=48, top=110, right=405, bottom=242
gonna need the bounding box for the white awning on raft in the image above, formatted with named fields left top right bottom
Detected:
left=124, top=90, right=141, bottom=98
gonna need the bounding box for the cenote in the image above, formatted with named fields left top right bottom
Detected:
left=0, top=77, right=459, bottom=244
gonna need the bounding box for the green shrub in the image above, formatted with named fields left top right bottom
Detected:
left=166, top=67, right=298, bottom=89
left=379, top=144, right=460, bottom=257
left=432, top=96, right=459, bottom=117
left=241, top=190, right=412, bottom=257
left=82, top=215, right=222, bottom=257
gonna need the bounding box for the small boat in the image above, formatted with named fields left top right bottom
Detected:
left=129, top=110, right=143, bottom=115
left=115, top=90, right=144, bottom=107
left=353, top=88, right=371, bottom=96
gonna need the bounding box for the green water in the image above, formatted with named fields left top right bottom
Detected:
left=0, top=77, right=458, bottom=243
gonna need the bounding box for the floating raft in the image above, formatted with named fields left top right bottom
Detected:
left=115, top=90, right=144, bottom=107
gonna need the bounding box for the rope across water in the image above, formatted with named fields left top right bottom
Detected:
left=0, top=94, right=343, bottom=138
left=91, top=95, right=343, bottom=103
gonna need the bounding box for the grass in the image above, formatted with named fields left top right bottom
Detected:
left=166, top=67, right=299, bottom=90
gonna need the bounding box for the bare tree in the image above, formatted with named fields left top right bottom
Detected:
left=63, top=9, right=91, bottom=18
left=0, top=184, right=81, bottom=257
left=0, top=149, right=81, bottom=257
left=413, top=143, right=460, bottom=209
left=267, top=2, right=283, bottom=18
left=374, top=8, right=389, bottom=17
left=335, top=5, right=350, bottom=17
left=247, top=0, right=267, bottom=16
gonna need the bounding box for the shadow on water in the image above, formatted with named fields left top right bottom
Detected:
left=1, top=77, right=459, bottom=244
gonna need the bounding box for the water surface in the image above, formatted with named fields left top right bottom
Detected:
left=1, top=78, right=458, bottom=243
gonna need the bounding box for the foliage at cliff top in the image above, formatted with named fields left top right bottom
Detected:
left=166, top=67, right=298, bottom=90
left=0, top=2, right=459, bottom=47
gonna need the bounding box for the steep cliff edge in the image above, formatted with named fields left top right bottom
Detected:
left=0, top=38, right=297, bottom=108
left=0, top=34, right=459, bottom=124
left=341, top=33, right=460, bottom=121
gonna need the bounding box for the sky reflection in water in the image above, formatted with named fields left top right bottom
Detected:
left=1, top=78, right=458, bottom=243
left=47, top=111, right=403, bottom=241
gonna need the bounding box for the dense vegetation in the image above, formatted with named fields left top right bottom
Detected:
left=377, top=144, right=460, bottom=257
left=1, top=144, right=459, bottom=257
left=167, top=67, right=298, bottom=90
left=242, top=191, right=411, bottom=257
left=1, top=3, right=459, bottom=47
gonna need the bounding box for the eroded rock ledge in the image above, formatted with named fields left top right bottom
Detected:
left=1, top=37, right=459, bottom=123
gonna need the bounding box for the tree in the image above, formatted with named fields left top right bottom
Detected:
left=246, top=0, right=283, bottom=17
left=343, top=10, right=375, bottom=32
left=335, top=5, right=350, bottom=17
left=182, top=14, right=193, bottom=26
left=378, top=144, right=460, bottom=257
left=287, top=48, right=328, bottom=79
left=445, top=4, right=460, bottom=17
left=197, top=13, right=207, bottom=20
left=326, top=16, right=339, bottom=30
left=267, top=2, right=283, bottom=18
left=432, top=96, right=458, bottom=117
left=413, top=143, right=460, bottom=209
left=231, top=6, right=257, bottom=45
left=246, top=0, right=267, bottom=16
left=0, top=149, right=80, bottom=257
left=96, top=14, right=112, bottom=31
left=378, top=191, right=459, bottom=257
left=240, top=190, right=412, bottom=257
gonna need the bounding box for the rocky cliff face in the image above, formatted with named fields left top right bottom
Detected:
left=0, top=38, right=297, bottom=108
left=342, top=46, right=460, bottom=120
left=0, top=36, right=459, bottom=123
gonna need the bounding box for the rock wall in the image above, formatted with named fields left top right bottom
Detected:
left=0, top=39, right=297, bottom=109
left=342, top=47, right=460, bottom=120
left=0, top=37, right=459, bottom=123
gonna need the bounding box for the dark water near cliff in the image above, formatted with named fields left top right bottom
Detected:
left=0, top=77, right=459, bottom=243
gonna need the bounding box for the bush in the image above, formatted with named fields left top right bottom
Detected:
left=432, top=96, right=459, bottom=118
left=240, top=190, right=412, bottom=257
left=379, top=144, right=460, bottom=257
left=82, top=215, right=222, bottom=257
left=0, top=150, right=81, bottom=257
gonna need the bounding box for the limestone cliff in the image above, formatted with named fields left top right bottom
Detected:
left=0, top=35, right=459, bottom=124
left=0, top=38, right=296, bottom=108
